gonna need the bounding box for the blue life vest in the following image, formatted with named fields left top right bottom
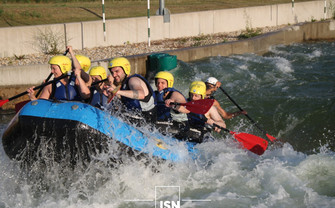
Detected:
left=51, top=73, right=82, bottom=101
left=155, top=87, right=185, bottom=121
left=187, top=112, right=207, bottom=129
left=120, top=74, right=155, bottom=112
left=90, top=88, right=108, bottom=108
left=186, top=98, right=207, bottom=130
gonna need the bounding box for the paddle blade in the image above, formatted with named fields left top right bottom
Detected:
left=184, top=99, right=214, bottom=115
left=266, top=133, right=277, bottom=142
left=231, top=131, right=268, bottom=155
left=0, top=99, right=9, bottom=108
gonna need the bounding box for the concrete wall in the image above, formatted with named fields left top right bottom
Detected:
left=1, top=20, right=335, bottom=110
left=0, top=1, right=333, bottom=58
left=1, top=20, right=335, bottom=87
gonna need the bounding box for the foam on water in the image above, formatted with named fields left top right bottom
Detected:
left=1, top=122, right=335, bottom=208
left=1, top=41, right=335, bottom=207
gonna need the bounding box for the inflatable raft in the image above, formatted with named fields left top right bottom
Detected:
left=2, top=99, right=198, bottom=165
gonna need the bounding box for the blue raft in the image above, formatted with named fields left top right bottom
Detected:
left=2, top=99, right=198, bottom=165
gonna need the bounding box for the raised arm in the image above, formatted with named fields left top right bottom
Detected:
left=67, top=46, right=92, bottom=85
left=214, top=99, right=246, bottom=119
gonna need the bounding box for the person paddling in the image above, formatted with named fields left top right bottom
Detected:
left=106, top=57, right=156, bottom=124
left=186, top=81, right=226, bottom=143
left=27, top=48, right=90, bottom=101
left=205, top=77, right=247, bottom=119
left=154, top=71, right=189, bottom=137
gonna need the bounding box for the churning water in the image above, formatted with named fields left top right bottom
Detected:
left=0, top=41, right=335, bottom=207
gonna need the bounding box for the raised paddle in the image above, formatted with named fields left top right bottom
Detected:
left=219, top=86, right=277, bottom=142
left=0, top=73, right=69, bottom=108
left=212, top=123, right=268, bottom=155
left=169, top=99, right=215, bottom=115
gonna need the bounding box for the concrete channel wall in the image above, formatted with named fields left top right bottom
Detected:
left=0, top=0, right=333, bottom=59
left=1, top=20, right=335, bottom=87
left=1, top=1, right=335, bottom=110
left=1, top=20, right=335, bottom=110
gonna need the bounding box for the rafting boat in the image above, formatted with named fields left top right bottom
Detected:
left=2, top=99, right=198, bottom=165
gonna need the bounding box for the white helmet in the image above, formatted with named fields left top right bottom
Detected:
left=205, top=77, right=218, bottom=85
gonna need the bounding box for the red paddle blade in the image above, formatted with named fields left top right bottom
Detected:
left=266, top=133, right=277, bottom=142
left=231, top=131, right=268, bottom=155
left=184, top=99, right=214, bottom=115
left=0, top=99, right=9, bottom=108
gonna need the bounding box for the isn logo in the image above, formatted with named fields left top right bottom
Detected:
left=159, top=200, right=180, bottom=208
left=155, top=186, right=181, bottom=208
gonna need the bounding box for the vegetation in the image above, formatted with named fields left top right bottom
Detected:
left=33, top=28, right=68, bottom=54
left=238, top=28, right=262, bottom=39
left=0, top=0, right=316, bottom=28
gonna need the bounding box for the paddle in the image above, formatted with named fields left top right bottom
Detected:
left=91, top=78, right=108, bottom=86
left=168, top=99, right=215, bottom=115
left=107, top=85, right=122, bottom=103
left=35, top=49, right=68, bottom=95
left=0, top=73, right=69, bottom=108
left=212, top=123, right=268, bottom=155
left=13, top=50, right=70, bottom=111
left=219, top=86, right=277, bottom=142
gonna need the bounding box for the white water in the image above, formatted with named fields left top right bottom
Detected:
left=1, top=42, right=335, bottom=207
left=1, top=123, right=335, bottom=207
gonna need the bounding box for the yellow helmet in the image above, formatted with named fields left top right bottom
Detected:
left=189, top=81, right=206, bottom=99
left=75, top=55, right=91, bottom=72
left=89, top=66, right=107, bottom=80
left=154, top=71, right=174, bottom=88
left=108, top=57, right=131, bottom=75
left=190, top=81, right=206, bottom=88
left=48, top=55, right=72, bottom=74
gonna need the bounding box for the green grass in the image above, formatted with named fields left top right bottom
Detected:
left=0, top=0, right=315, bottom=28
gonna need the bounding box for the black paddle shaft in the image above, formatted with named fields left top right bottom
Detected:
left=212, top=123, right=230, bottom=133
left=8, top=73, right=69, bottom=101
left=35, top=50, right=69, bottom=97
left=219, top=87, right=267, bottom=135
left=35, top=73, right=53, bottom=97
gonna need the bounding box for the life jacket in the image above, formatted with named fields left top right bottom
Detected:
left=120, top=74, right=155, bottom=112
left=187, top=112, right=207, bottom=130
left=186, top=98, right=211, bottom=130
left=89, top=87, right=108, bottom=108
left=155, top=88, right=187, bottom=122
left=120, top=74, right=156, bottom=123
left=51, top=73, right=82, bottom=101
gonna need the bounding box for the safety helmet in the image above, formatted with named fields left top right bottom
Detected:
left=189, top=81, right=206, bottom=99
left=108, top=57, right=131, bottom=75
left=89, top=66, right=107, bottom=80
left=190, top=81, right=206, bottom=88
left=205, top=77, right=218, bottom=86
left=75, top=55, right=91, bottom=72
left=154, top=71, right=174, bottom=88
left=48, top=55, right=72, bottom=74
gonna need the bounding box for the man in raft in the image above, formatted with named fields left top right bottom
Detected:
left=153, top=71, right=189, bottom=138
left=106, top=57, right=156, bottom=124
